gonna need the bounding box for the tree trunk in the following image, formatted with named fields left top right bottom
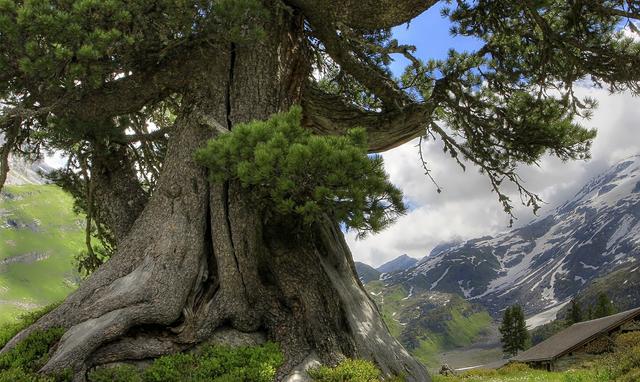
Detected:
left=1, top=7, right=428, bottom=382
left=91, top=143, right=148, bottom=244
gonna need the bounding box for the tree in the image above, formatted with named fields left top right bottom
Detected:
left=512, top=305, right=531, bottom=355
left=500, top=305, right=530, bottom=357
left=500, top=306, right=515, bottom=356
left=567, top=299, right=584, bottom=325
left=1, top=1, right=639, bottom=381
left=593, top=292, right=617, bottom=319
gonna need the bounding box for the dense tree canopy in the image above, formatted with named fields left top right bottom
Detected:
left=0, top=1, right=638, bottom=232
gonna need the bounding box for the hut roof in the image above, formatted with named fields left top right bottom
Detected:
left=513, top=306, right=640, bottom=363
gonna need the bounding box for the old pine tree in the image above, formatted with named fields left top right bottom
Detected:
left=1, top=1, right=639, bottom=381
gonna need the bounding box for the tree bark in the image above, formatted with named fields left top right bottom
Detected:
left=1, top=6, right=428, bottom=382
left=92, top=143, right=148, bottom=243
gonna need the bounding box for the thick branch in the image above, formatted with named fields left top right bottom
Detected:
left=289, top=0, right=438, bottom=30
left=39, top=42, right=224, bottom=122
left=302, top=84, right=433, bottom=152
left=293, top=2, right=412, bottom=108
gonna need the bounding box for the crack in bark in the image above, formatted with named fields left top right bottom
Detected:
left=193, top=183, right=219, bottom=313
left=222, top=182, right=250, bottom=302
left=225, top=43, right=236, bottom=131
left=221, top=45, right=251, bottom=306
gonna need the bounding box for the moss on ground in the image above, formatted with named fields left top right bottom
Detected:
left=0, top=303, right=68, bottom=381
left=88, top=343, right=283, bottom=382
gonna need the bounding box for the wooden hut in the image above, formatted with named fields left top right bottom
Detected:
left=512, top=306, right=640, bottom=371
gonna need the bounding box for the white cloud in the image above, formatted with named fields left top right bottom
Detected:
left=347, top=86, right=640, bottom=267
left=622, top=22, right=640, bottom=41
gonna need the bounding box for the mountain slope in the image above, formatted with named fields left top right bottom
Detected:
left=0, top=182, right=83, bottom=324
left=364, top=279, right=494, bottom=368
left=5, top=155, right=51, bottom=186
left=355, top=262, right=381, bottom=283
left=377, top=254, right=419, bottom=274
left=386, top=156, right=640, bottom=316
left=572, top=263, right=640, bottom=312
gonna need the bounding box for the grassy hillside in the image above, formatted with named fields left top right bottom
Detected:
left=0, top=184, right=83, bottom=324
left=365, top=280, right=494, bottom=368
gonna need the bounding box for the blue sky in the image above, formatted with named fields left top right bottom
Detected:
left=347, top=10, right=640, bottom=267
left=389, top=2, right=482, bottom=74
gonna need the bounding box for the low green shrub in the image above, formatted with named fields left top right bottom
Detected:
left=308, top=359, right=404, bottom=382
left=0, top=328, right=68, bottom=382
left=88, top=342, right=283, bottom=382
left=610, top=345, right=640, bottom=380
left=195, top=106, right=405, bottom=238
left=615, top=332, right=640, bottom=350
left=0, top=303, right=68, bottom=381
left=0, top=302, right=60, bottom=349
left=88, top=365, right=143, bottom=382
left=614, top=367, right=640, bottom=382
left=0, top=328, right=64, bottom=371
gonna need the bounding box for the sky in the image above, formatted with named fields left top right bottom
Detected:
left=347, top=6, right=640, bottom=267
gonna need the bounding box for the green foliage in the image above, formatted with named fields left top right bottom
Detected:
left=87, top=342, right=283, bottom=382
left=394, top=1, right=640, bottom=218
left=308, top=359, right=403, bottom=382
left=589, top=342, right=640, bottom=381
left=0, top=328, right=64, bottom=371
left=567, top=299, right=584, bottom=325
left=500, top=305, right=530, bottom=357
left=88, top=365, right=143, bottom=382
left=195, top=106, right=405, bottom=237
left=0, top=0, right=268, bottom=94
left=73, top=246, right=111, bottom=279
left=0, top=302, right=64, bottom=382
left=615, top=332, right=640, bottom=351
left=0, top=302, right=60, bottom=349
left=593, top=292, right=617, bottom=319
left=0, top=327, right=68, bottom=382
left=432, top=362, right=605, bottom=382
left=530, top=319, right=568, bottom=346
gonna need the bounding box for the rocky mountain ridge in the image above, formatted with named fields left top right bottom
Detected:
left=365, top=156, right=640, bottom=317
left=377, top=254, right=419, bottom=274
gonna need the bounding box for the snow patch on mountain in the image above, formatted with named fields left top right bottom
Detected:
left=525, top=300, right=571, bottom=329
left=386, top=156, right=640, bottom=315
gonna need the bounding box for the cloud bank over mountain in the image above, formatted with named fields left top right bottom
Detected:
left=348, top=86, right=640, bottom=267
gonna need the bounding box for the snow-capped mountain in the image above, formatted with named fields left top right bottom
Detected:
left=385, top=156, right=640, bottom=316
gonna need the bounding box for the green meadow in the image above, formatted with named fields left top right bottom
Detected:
left=0, top=185, right=83, bottom=324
